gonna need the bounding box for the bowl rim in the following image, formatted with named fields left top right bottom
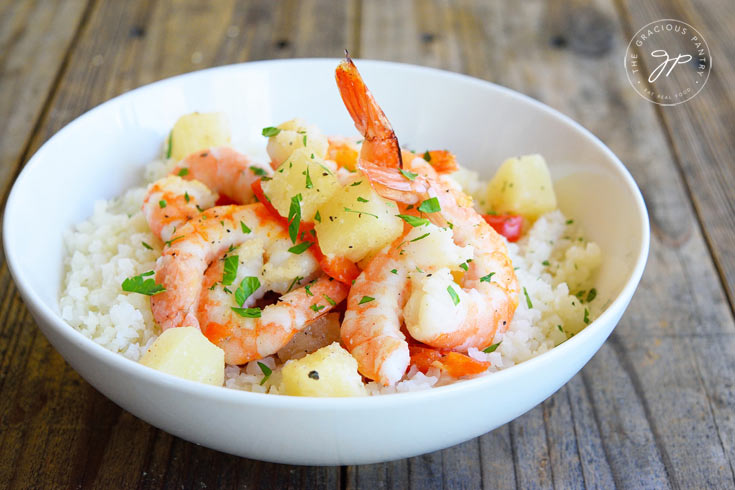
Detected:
left=3, top=57, right=650, bottom=408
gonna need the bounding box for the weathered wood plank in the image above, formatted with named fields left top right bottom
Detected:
left=354, top=0, right=735, bottom=488
left=0, top=0, right=90, bottom=210
left=619, top=0, right=735, bottom=313
left=0, top=1, right=353, bottom=489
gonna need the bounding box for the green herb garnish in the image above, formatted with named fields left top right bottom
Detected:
left=235, top=276, right=261, bottom=306
left=141, top=241, right=153, bottom=250
left=586, top=288, right=597, bottom=303
left=314, top=211, right=321, bottom=223
left=350, top=181, right=362, bottom=186
left=231, top=306, right=262, bottom=318
left=164, top=235, right=184, bottom=247
left=523, top=287, right=533, bottom=309
left=184, top=191, right=190, bottom=203
left=410, top=232, right=430, bottom=242
left=324, top=294, right=337, bottom=306
left=418, top=197, right=441, bottom=213
left=344, top=207, right=378, bottom=219
left=358, top=296, right=375, bottom=305
left=483, top=342, right=501, bottom=353
left=166, top=132, right=173, bottom=159
left=396, top=214, right=429, bottom=227
left=480, top=272, right=495, bottom=283
left=286, top=276, right=303, bottom=293
left=542, top=260, right=550, bottom=266
left=250, top=166, right=267, bottom=177
left=584, top=308, right=590, bottom=324
left=423, top=150, right=431, bottom=162
left=122, top=271, right=165, bottom=296
left=399, top=169, right=418, bottom=181
left=447, top=285, right=460, bottom=306
left=222, top=255, right=239, bottom=285
left=159, top=200, right=167, bottom=208
left=262, top=126, right=281, bottom=137
left=240, top=221, right=251, bottom=234
left=305, top=166, right=313, bottom=189
left=177, top=167, right=189, bottom=177
left=310, top=304, right=326, bottom=312
left=390, top=269, right=398, bottom=274
left=258, top=362, right=272, bottom=385
left=288, top=241, right=313, bottom=254
left=356, top=196, right=369, bottom=203
left=459, top=262, right=469, bottom=271
left=288, top=194, right=302, bottom=243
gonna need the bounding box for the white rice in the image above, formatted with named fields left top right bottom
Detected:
left=59, top=159, right=601, bottom=395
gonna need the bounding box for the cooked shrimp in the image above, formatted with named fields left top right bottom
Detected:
left=142, top=175, right=217, bottom=242
left=150, top=203, right=348, bottom=364
left=175, top=146, right=272, bottom=204
left=335, top=55, right=403, bottom=168
left=360, top=158, right=520, bottom=351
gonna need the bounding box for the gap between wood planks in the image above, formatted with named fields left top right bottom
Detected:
left=611, top=0, right=735, bottom=321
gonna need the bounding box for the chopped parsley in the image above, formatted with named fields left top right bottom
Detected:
left=356, top=196, right=369, bottom=203
left=310, top=304, right=326, bottom=312
left=286, top=276, right=303, bottom=293
left=164, top=235, right=184, bottom=247
left=390, top=269, right=398, bottom=274
left=288, top=241, right=313, bottom=254
left=324, top=294, right=337, bottom=306
left=350, top=181, right=363, bottom=186
left=586, top=288, right=597, bottom=303
left=480, top=272, right=495, bottom=283
left=399, top=169, right=418, bottom=181
left=262, top=126, right=281, bottom=137
left=288, top=194, right=302, bottom=243
left=122, top=271, right=165, bottom=296
left=235, top=276, right=261, bottom=306
left=177, top=167, right=189, bottom=177
left=141, top=241, right=153, bottom=250
left=566, top=219, right=574, bottom=225
left=158, top=200, right=167, bottom=208
left=302, top=134, right=307, bottom=146
left=305, top=166, right=313, bottom=189
left=459, top=262, right=469, bottom=271
left=542, top=260, right=550, bottom=266
left=222, top=255, right=239, bottom=285
left=240, top=221, right=251, bottom=234
left=344, top=207, right=378, bottom=219
left=314, top=210, right=321, bottom=223
left=584, top=308, right=590, bottom=324
left=483, top=342, right=501, bottom=353
left=231, top=306, right=261, bottom=318
left=250, top=166, right=267, bottom=177
left=304, top=283, right=313, bottom=296
left=184, top=191, right=190, bottom=203
left=423, top=150, right=431, bottom=162
left=396, top=214, right=429, bottom=227
left=166, top=132, right=173, bottom=159
left=447, top=285, right=460, bottom=306
left=410, top=232, right=430, bottom=242
left=358, top=296, right=375, bottom=305
left=418, top=197, right=441, bottom=213
left=523, top=287, right=533, bottom=309
left=257, top=362, right=272, bottom=385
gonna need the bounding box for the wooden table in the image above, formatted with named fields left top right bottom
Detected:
left=1, top=0, right=733, bottom=488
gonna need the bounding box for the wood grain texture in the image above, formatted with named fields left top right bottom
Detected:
left=0, top=0, right=90, bottom=208
left=0, top=0, right=734, bottom=488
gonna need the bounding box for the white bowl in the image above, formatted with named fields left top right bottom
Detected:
left=3, top=59, right=649, bottom=465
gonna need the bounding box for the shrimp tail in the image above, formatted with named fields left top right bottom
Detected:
left=336, top=56, right=403, bottom=168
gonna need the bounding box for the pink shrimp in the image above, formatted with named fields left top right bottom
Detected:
left=150, top=203, right=348, bottom=364
left=175, top=146, right=272, bottom=204
left=335, top=55, right=403, bottom=169
left=360, top=158, right=519, bottom=351
left=142, top=176, right=217, bottom=242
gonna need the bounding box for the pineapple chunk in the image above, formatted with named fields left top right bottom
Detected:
left=486, top=154, right=556, bottom=221
left=261, top=148, right=341, bottom=221
left=169, top=113, right=231, bottom=161
left=314, top=179, right=403, bottom=262
left=140, top=327, right=224, bottom=386
left=280, top=343, right=367, bottom=397
left=266, top=118, right=329, bottom=168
